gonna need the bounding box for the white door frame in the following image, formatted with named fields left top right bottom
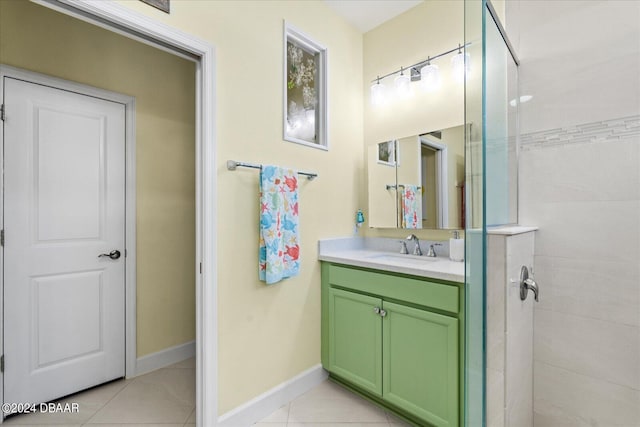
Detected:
left=0, top=64, right=134, bottom=404
left=26, top=2, right=217, bottom=426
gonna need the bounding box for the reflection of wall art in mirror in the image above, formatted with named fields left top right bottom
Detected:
left=377, top=140, right=398, bottom=166
left=284, top=23, right=327, bottom=150
left=139, top=0, right=170, bottom=13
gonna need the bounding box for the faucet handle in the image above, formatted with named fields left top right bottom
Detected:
left=426, top=244, right=437, bottom=257
left=399, top=241, right=409, bottom=254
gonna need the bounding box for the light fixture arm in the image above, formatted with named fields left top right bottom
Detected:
left=371, top=42, right=471, bottom=83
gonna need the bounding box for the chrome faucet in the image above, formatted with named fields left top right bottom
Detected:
left=405, top=234, right=422, bottom=256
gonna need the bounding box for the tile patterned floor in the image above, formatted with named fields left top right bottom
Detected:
left=2, top=358, right=195, bottom=427
left=3, top=360, right=409, bottom=427
left=253, top=380, right=411, bottom=427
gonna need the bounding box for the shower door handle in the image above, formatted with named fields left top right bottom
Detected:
left=519, top=266, right=539, bottom=302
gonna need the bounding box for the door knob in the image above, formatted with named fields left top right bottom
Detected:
left=98, top=250, right=121, bottom=260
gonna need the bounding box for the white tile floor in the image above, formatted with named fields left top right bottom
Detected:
left=2, top=358, right=195, bottom=427
left=253, top=380, right=411, bottom=427
left=3, top=360, right=410, bottom=427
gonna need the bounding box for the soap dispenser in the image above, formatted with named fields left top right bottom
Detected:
left=355, top=209, right=365, bottom=234
left=449, top=230, right=465, bottom=262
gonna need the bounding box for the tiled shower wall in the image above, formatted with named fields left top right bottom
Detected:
left=507, top=1, right=640, bottom=425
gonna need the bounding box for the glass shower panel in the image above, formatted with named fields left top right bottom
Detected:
left=463, top=0, right=485, bottom=425
left=485, top=6, right=519, bottom=226
left=464, top=1, right=519, bottom=426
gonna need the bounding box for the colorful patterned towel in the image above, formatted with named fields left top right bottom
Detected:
left=401, top=185, right=422, bottom=229
left=259, top=165, right=300, bottom=284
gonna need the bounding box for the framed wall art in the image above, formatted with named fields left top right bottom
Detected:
left=377, top=140, right=398, bottom=166
left=139, top=0, right=170, bottom=14
left=283, top=22, right=328, bottom=150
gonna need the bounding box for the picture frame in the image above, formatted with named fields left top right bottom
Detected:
left=283, top=22, right=328, bottom=150
left=377, top=140, right=399, bottom=166
left=139, top=0, right=170, bottom=13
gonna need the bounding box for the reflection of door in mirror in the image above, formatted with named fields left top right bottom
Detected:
left=420, top=132, right=449, bottom=229
left=421, top=126, right=465, bottom=229
left=421, top=145, right=438, bottom=228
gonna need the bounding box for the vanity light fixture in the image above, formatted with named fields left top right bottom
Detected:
left=370, top=42, right=471, bottom=107
left=394, top=67, right=411, bottom=98
left=451, top=44, right=470, bottom=82
left=420, top=57, right=441, bottom=92
left=371, top=76, right=387, bottom=106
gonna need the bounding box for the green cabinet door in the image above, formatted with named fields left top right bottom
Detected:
left=383, top=301, right=459, bottom=427
left=328, top=287, right=383, bottom=396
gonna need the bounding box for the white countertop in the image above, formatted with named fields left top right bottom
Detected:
left=487, top=225, right=539, bottom=235
left=318, top=238, right=465, bottom=282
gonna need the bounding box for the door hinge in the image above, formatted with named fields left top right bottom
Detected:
left=1, top=229, right=4, bottom=247
left=1, top=355, right=4, bottom=373
left=0, top=104, right=5, bottom=121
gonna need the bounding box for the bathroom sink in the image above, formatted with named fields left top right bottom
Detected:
left=365, top=253, right=439, bottom=264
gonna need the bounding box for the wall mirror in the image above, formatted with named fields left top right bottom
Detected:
left=367, top=124, right=465, bottom=229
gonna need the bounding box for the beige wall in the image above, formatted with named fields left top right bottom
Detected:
left=363, top=0, right=464, bottom=239
left=396, top=136, right=421, bottom=187
left=110, top=0, right=364, bottom=414
left=0, top=0, right=196, bottom=358
left=367, top=144, right=398, bottom=227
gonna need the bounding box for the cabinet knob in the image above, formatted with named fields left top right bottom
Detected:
left=373, top=306, right=381, bottom=314
left=379, top=309, right=387, bottom=317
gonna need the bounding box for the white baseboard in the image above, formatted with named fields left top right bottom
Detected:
left=134, top=340, right=196, bottom=377
left=218, top=364, right=328, bottom=427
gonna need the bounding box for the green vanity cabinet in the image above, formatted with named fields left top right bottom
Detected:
left=383, top=301, right=459, bottom=426
left=328, top=287, right=383, bottom=396
left=321, top=262, right=464, bottom=427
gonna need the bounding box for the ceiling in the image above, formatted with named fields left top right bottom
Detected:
left=323, top=0, right=424, bottom=33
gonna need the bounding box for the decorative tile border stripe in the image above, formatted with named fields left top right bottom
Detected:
left=520, top=115, right=640, bottom=151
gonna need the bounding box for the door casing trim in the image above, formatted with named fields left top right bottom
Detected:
left=26, top=1, right=219, bottom=425
left=0, top=62, right=138, bottom=405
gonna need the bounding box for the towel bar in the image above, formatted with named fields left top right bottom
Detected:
left=386, top=184, right=422, bottom=190
left=227, top=160, right=317, bottom=180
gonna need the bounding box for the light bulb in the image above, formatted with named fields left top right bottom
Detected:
left=509, top=95, right=533, bottom=107
left=451, top=51, right=470, bottom=82
left=394, top=69, right=411, bottom=98
left=420, top=63, right=440, bottom=92
left=370, top=79, right=387, bottom=106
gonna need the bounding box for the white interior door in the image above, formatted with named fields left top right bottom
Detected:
left=3, top=77, right=126, bottom=406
